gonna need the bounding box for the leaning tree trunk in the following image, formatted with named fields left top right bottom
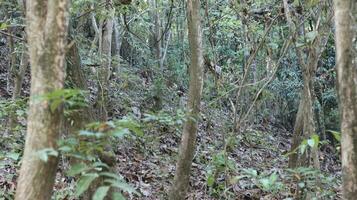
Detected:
left=334, top=0, right=357, bottom=198
left=15, top=0, right=70, bottom=200
left=168, top=0, right=204, bottom=199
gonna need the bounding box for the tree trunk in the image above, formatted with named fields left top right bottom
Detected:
left=96, top=0, right=114, bottom=121
left=285, top=0, right=331, bottom=169
left=15, top=0, right=70, bottom=199
left=12, top=48, right=28, bottom=99
left=168, top=0, right=204, bottom=199
left=334, top=0, right=357, bottom=198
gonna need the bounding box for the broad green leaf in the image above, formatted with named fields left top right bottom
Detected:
left=311, top=134, right=319, bottom=148
left=116, top=119, right=143, bottom=137
left=328, top=130, right=341, bottom=142
left=37, top=148, right=58, bottom=162
left=67, top=163, right=89, bottom=176
left=93, top=186, right=110, bottom=200
left=99, top=172, right=124, bottom=181
left=6, top=152, right=20, bottom=161
left=50, top=99, right=62, bottom=112
left=58, top=145, right=72, bottom=153
left=105, top=179, right=139, bottom=195
left=76, top=173, right=99, bottom=196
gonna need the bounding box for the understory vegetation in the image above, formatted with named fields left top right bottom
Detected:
left=0, top=0, right=352, bottom=199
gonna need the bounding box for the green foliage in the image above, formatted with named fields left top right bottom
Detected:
left=36, top=148, right=59, bottom=162
left=0, top=98, right=27, bottom=120
left=285, top=167, right=339, bottom=199
left=57, top=117, right=142, bottom=199
left=36, top=89, right=89, bottom=113
left=205, top=151, right=237, bottom=197
left=239, top=169, right=283, bottom=194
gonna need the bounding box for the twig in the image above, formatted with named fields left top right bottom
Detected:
left=0, top=30, right=24, bottom=41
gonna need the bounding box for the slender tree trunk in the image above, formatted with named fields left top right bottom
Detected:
left=334, top=0, right=357, bottom=198
left=96, top=0, right=114, bottom=121
left=169, top=0, right=204, bottom=199
left=285, top=0, right=331, bottom=169
left=12, top=48, right=28, bottom=99
left=288, top=99, right=304, bottom=168
left=15, top=0, right=70, bottom=199
left=150, top=0, right=161, bottom=68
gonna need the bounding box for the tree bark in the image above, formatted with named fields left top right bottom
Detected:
left=15, top=0, right=70, bottom=199
left=12, top=48, right=28, bottom=99
left=168, top=0, right=204, bottom=199
left=334, top=0, right=357, bottom=198
left=96, top=0, right=114, bottom=121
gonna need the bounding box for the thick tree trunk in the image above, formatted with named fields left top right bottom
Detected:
left=168, top=0, right=204, bottom=199
left=15, top=0, right=70, bottom=200
left=334, top=0, right=357, bottom=198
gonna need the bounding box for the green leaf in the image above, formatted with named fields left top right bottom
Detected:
left=328, top=130, right=341, bottom=142
left=6, top=152, right=20, bottom=161
left=116, top=119, right=143, bottom=137
left=79, top=130, right=104, bottom=138
left=50, top=99, right=62, bottom=112
left=292, top=0, right=300, bottom=6
left=112, top=192, right=126, bottom=200
left=111, top=128, right=130, bottom=138
left=105, top=179, right=139, bottom=195
left=311, top=134, right=319, bottom=148
left=260, top=178, right=271, bottom=189
left=37, top=148, right=58, bottom=162
left=206, top=173, right=215, bottom=187
left=306, top=31, right=318, bottom=42
left=269, top=173, right=278, bottom=183
left=93, top=186, right=110, bottom=200
left=0, top=23, right=8, bottom=30
left=99, top=172, right=124, bottom=181
left=76, top=173, right=99, bottom=196
left=67, top=163, right=89, bottom=176
left=299, top=140, right=307, bottom=154
left=242, top=168, right=258, bottom=177
left=58, top=146, right=72, bottom=153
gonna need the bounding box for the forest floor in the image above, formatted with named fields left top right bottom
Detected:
left=0, top=46, right=342, bottom=199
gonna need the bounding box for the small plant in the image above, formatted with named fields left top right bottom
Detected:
left=206, top=151, right=237, bottom=197
left=238, top=168, right=283, bottom=194
left=56, top=118, right=143, bottom=199
left=285, top=167, right=339, bottom=199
